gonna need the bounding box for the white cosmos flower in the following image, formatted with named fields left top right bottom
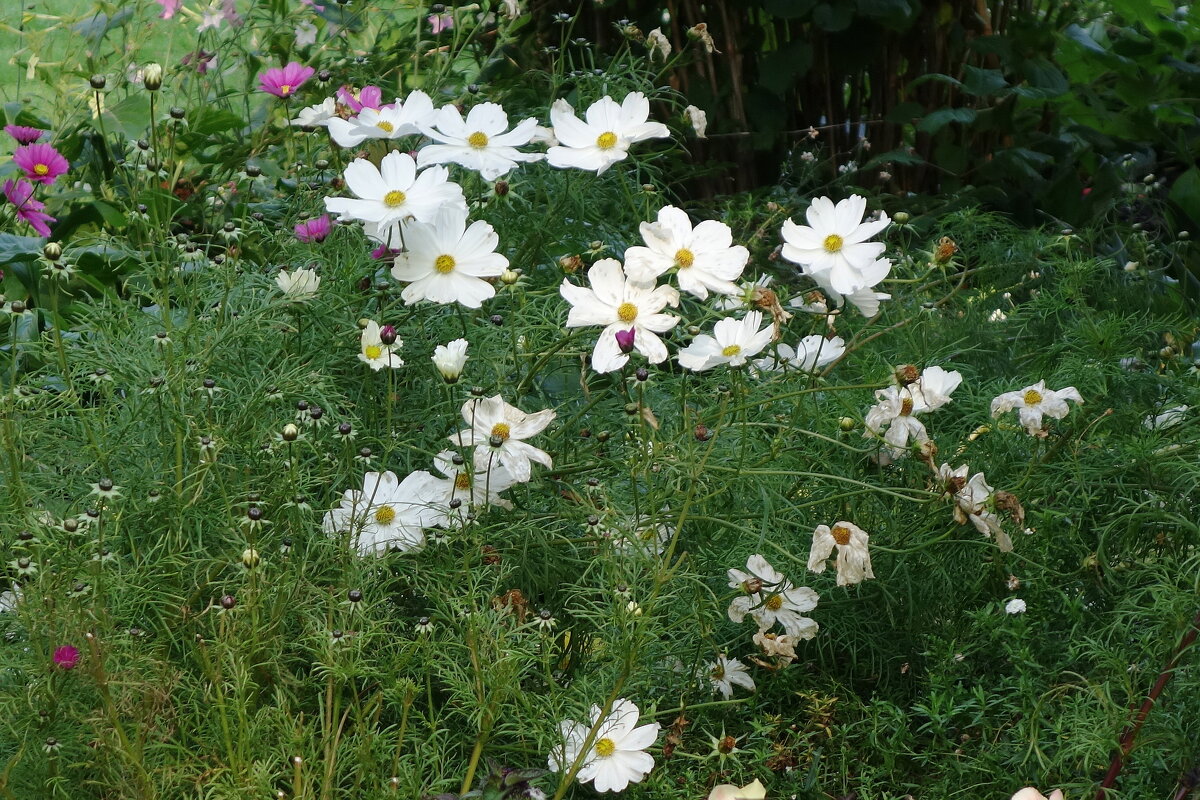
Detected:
left=780, top=195, right=891, bottom=294
left=677, top=310, right=775, bottom=371
left=425, top=449, right=517, bottom=516
left=275, top=267, right=321, bottom=301
left=390, top=206, right=508, bottom=309
left=322, top=470, right=443, bottom=556
left=546, top=93, right=670, bottom=175
left=290, top=97, right=337, bottom=127
left=560, top=258, right=680, bottom=374
left=432, top=338, right=469, bottom=383
left=1144, top=404, right=1188, bottom=430
left=324, top=150, right=466, bottom=229
left=990, top=380, right=1083, bottom=435
left=1005, top=598, right=1027, bottom=614
left=0, top=583, right=21, bottom=613
left=863, top=385, right=928, bottom=455
left=450, top=395, right=555, bottom=483
left=910, top=365, right=962, bottom=412
left=326, top=91, right=435, bottom=147
left=548, top=698, right=660, bottom=794
left=357, top=320, right=402, bottom=371
left=417, top=102, right=543, bottom=180
left=709, top=780, right=767, bottom=800
left=752, top=630, right=798, bottom=661
left=816, top=276, right=893, bottom=318
left=753, top=334, right=845, bottom=373
left=808, top=521, right=874, bottom=586
left=707, top=654, right=755, bottom=699
left=727, top=554, right=820, bottom=639
left=624, top=205, right=748, bottom=299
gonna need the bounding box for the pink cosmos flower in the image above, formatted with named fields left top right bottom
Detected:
left=53, top=645, right=80, bottom=670
left=294, top=214, right=331, bottom=243
left=4, top=179, right=56, bottom=237
left=370, top=243, right=400, bottom=260
left=428, top=13, right=453, bottom=33
left=259, top=62, right=314, bottom=99
left=13, top=143, right=68, bottom=185
left=4, top=125, right=45, bottom=144
left=156, top=0, right=181, bottom=18
left=335, top=85, right=384, bottom=114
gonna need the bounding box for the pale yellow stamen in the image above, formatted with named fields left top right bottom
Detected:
left=721, top=344, right=742, bottom=357
left=384, top=190, right=407, bottom=207
left=765, top=595, right=783, bottom=611
left=376, top=121, right=395, bottom=133
left=491, top=423, right=511, bottom=441
left=435, top=254, right=456, bottom=274
left=823, top=234, right=844, bottom=252
left=616, top=302, right=638, bottom=323
left=374, top=505, right=396, bottom=524
left=675, top=248, right=695, bottom=268
left=596, top=131, right=618, bottom=150
left=1023, top=389, right=1043, bottom=405
left=467, top=131, right=489, bottom=148
left=594, top=738, right=616, bottom=757
left=279, top=84, right=293, bottom=96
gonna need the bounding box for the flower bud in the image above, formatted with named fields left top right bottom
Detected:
left=838, top=416, right=856, bottom=432
left=282, top=424, right=299, bottom=441
left=894, top=364, right=920, bottom=386
left=143, top=63, right=163, bottom=91
left=615, top=327, right=636, bottom=354
left=500, top=268, right=519, bottom=284
left=220, top=594, right=237, bottom=610
left=241, top=548, right=260, bottom=569
left=379, top=324, right=397, bottom=345
left=893, top=211, right=910, bottom=224
left=43, top=242, right=62, bottom=261
left=89, top=74, right=107, bottom=90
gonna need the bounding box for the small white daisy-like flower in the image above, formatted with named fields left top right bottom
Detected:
left=707, top=654, right=755, bottom=698
left=324, top=150, right=466, bottom=229
left=780, top=195, right=891, bottom=295
left=559, top=258, right=680, bottom=374
left=990, top=380, right=1083, bottom=435
left=1005, top=598, right=1027, bottom=614
left=357, top=320, right=403, bottom=371
left=415, top=616, right=435, bottom=635
left=322, top=470, right=443, bottom=556
left=417, top=102, right=543, bottom=180
left=290, top=97, right=337, bottom=127
left=677, top=310, right=775, bottom=372
left=727, top=554, right=820, bottom=639
left=275, top=267, right=321, bottom=302
left=450, top=395, right=556, bottom=483
left=390, top=206, right=508, bottom=309
left=432, top=338, right=469, bottom=383
left=547, top=698, right=660, bottom=793
left=754, top=334, right=845, bottom=373
left=624, top=205, right=748, bottom=300
left=326, top=91, right=435, bottom=147
left=546, top=93, right=670, bottom=175
left=807, top=521, right=875, bottom=586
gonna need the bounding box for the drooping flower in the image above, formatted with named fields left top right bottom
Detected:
left=780, top=195, right=890, bottom=295
left=752, top=630, right=798, bottom=662
left=275, top=267, right=321, bottom=301
left=417, top=102, right=543, bottom=181
left=559, top=258, right=680, bottom=374
left=727, top=554, right=819, bottom=639
left=289, top=97, right=337, bottom=128
left=53, top=645, right=80, bottom=670
left=753, top=334, right=845, bottom=373
left=4, top=125, right=44, bottom=144
left=548, top=698, right=660, bottom=793
left=322, top=470, right=442, bottom=555
left=293, top=214, right=331, bottom=243
left=990, top=381, right=1083, bottom=435
left=327, top=91, right=436, bottom=148
left=946, top=467, right=1013, bottom=552
left=4, top=179, right=55, bottom=236
left=13, top=143, right=68, bottom=185
left=258, top=61, right=315, bottom=98
left=677, top=311, right=775, bottom=372
left=546, top=93, right=670, bottom=175
left=357, top=320, right=403, bottom=370
left=624, top=205, right=748, bottom=299
left=709, top=779, right=767, bottom=800
left=807, top=522, right=874, bottom=586
left=432, top=338, right=469, bottom=383
left=645, top=27, right=671, bottom=60
left=389, top=205, right=508, bottom=309
left=324, top=150, right=465, bottom=229
left=450, top=395, right=555, bottom=483
left=863, top=385, right=928, bottom=455
left=708, top=654, right=755, bottom=698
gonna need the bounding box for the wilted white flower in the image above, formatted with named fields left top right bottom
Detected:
left=1005, top=598, right=1027, bottom=615
left=752, top=630, right=798, bottom=661
left=727, top=554, right=819, bottom=638
left=807, top=521, right=874, bottom=586
left=990, top=381, right=1083, bottom=435
left=547, top=698, right=660, bottom=793
left=646, top=27, right=671, bottom=60
left=708, top=779, right=767, bottom=800
left=1143, top=405, right=1187, bottom=430
left=707, top=654, right=755, bottom=698
left=684, top=104, right=708, bottom=138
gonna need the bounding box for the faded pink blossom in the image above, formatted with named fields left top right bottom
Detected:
left=4, top=125, right=44, bottom=144
left=295, top=20, right=318, bottom=48
left=4, top=179, right=55, bottom=236
left=13, top=143, right=68, bottom=185
left=53, top=645, right=80, bottom=670
left=428, top=13, right=453, bottom=33
left=259, top=62, right=314, bottom=99
left=294, top=214, right=331, bottom=243
left=336, top=85, right=383, bottom=114
left=155, top=0, right=181, bottom=18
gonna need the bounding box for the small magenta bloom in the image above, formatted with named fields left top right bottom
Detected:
left=13, top=143, right=68, bottom=185
left=615, top=328, right=636, bottom=354
left=53, top=645, right=80, bottom=670
left=259, top=62, right=314, bottom=99
left=4, top=179, right=55, bottom=236
left=155, top=0, right=181, bottom=18
left=428, top=13, right=454, bottom=33
left=336, top=85, right=383, bottom=114
left=370, top=243, right=400, bottom=260
left=4, top=125, right=45, bottom=144
left=294, top=214, right=331, bottom=243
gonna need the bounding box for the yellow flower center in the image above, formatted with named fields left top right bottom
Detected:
left=279, top=84, right=293, bottom=97
left=616, top=302, right=638, bottom=323
left=900, top=397, right=913, bottom=416
left=594, top=737, right=616, bottom=758
left=491, top=423, right=511, bottom=441
left=765, top=594, right=784, bottom=611
left=454, top=473, right=471, bottom=490
left=373, top=505, right=396, bottom=524
left=596, top=131, right=618, bottom=150
left=384, top=190, right=407, bottom=207
left=376, top=121, right=395, bottom=133
left=831, top=524, right=852, bottom=546
left=823, top=233, right=844, bottom=253
left=721, top=344, right=742, bottom=357
left=33, top=163, right=49, bottom=176
left=1023, top=389, right=1043, bottom=405
left=675, top=248, right=695, bottom=268
left=434, top=254, right=457, bottom=274
left=467, top=131, right=489, bottom=148
left=711, top=663, right=726, bottom=679
left=364, top=345, right=383, bottom=360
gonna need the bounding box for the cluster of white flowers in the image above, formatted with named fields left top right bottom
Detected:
left=864, top=365, right=962, bottom=458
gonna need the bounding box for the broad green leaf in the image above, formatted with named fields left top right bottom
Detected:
left=916, top=107, right=977, bottom=134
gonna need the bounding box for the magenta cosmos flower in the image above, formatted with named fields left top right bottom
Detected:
left=13, top=143, right=68, bottom=185
left=259, top=62, right=314, bottom=99
left=4, top=179, right=55, bottom=236
left=336, top=85, right=383, bottom=114
left=53, top=645, right=80, bottom=670
left=4, top=125, right=45, bottom=144
left=294, top=214, right=331, bottom=243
